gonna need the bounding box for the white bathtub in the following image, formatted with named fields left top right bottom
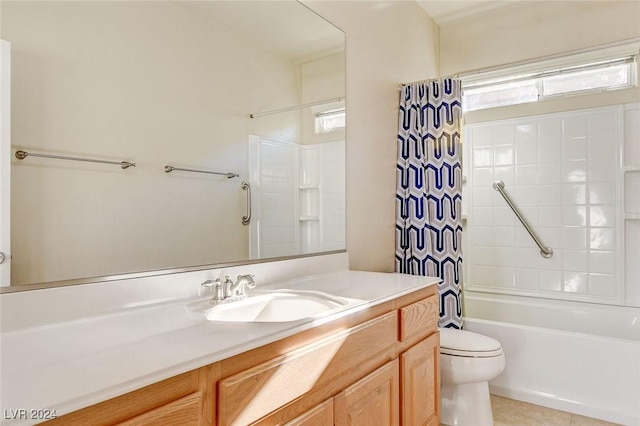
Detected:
left=464, top=292, right=640, bottom=425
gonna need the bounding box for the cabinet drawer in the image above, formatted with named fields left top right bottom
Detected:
left=218, top=311, right=397, bottom=426
left=398, top=295, right=438, bottom=343
left=43, top=370, right=201, bottom=426
left=117, top=392, right=202, bottom=426
left=283, top=399, right=333, bottom=426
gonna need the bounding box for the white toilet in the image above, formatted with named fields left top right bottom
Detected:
left=439, top=328, right=506, bottom=426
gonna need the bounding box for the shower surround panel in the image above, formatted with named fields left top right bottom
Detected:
left=465, top=106, right=623, bottom=304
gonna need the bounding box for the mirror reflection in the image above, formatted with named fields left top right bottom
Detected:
left=1, top=0, right=345, bottom=287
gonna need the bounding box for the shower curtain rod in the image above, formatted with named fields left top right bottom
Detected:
left=250, top=97, right=344, bottom=119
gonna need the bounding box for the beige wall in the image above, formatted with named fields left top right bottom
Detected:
left=303, top=0, right=439, bottom=272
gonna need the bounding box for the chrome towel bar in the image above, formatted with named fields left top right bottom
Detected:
left=15, top=150, right=135, bottom=169
left=164, top=165, right=239, bottom=179
left=492, top=180, right=553, bottom=259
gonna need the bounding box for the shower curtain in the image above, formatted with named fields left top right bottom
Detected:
left=395, top=78, right=463, bottom=329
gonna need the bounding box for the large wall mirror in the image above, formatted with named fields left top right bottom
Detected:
left=1, top=0, right=345, bottom=290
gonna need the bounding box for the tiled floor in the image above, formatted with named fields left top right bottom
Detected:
left=491, top=395, right=621, bottom=426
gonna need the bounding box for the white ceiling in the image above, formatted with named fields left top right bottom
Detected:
left=416, top=1, right=525, bottom=25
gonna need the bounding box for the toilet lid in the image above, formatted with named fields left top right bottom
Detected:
left=439, top=328, right=503, bottom=357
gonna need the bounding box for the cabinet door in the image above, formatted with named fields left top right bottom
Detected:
left=400, top=332, right=440, bottom=426
left=283, top=399, right=333, bottom=426
left=334, top=359, right=399, bottom=426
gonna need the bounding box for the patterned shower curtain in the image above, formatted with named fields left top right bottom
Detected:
left=395, top=78, right=463, bottom=329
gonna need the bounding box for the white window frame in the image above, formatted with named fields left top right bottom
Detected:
left=461, top=42, right=639, bottom=112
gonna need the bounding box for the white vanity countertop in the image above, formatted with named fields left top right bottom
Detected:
left=0, top=270, right=439, bottom=425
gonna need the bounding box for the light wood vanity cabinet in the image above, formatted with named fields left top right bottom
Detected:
left=43, top=286, right=439, bottom=426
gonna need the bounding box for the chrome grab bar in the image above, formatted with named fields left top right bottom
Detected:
left=492, top=180, right=553, bottom=259
left=241, top=181, right=251, bottom=225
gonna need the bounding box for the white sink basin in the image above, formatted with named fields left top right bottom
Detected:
left=189, top=290, right=357, bottom=323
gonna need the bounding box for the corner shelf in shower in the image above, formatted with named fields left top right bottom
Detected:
left=299, top=216, right=320, bottom=221
left=624, top=165, right=640, bottom=219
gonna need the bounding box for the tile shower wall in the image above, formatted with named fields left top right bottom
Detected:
left=624, top=103, right=640, bottom=307
left=465, top=106, right=624, bottom=304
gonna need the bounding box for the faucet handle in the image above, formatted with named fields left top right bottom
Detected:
left=201, top=278, right=224, bottom=303
left=201, top=278, right=221, bottom=288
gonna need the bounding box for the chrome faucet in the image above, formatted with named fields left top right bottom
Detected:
left=201, top=274, right=256, bottom=304
left=226, top=274, right=256, bottom=298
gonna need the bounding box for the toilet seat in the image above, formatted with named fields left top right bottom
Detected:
left=439, top=328, right=503, bottom=358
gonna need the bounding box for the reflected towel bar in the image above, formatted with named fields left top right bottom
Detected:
left=164, top=165, right=239, bottom=179
left=15, top=150, right=136, bottom=169
left=493, top=180, right=553, bottom=259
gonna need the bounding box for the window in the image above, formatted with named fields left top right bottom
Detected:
left=315, top=108, right=345, bottom=133
left=462, top=55, right=636, bottom=111
left=542, top=61, right=631, bottom=96
left=463, top=78, right=539, bottom=111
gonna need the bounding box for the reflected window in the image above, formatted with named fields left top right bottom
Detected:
left=315, top=108, right=346, bottom=133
